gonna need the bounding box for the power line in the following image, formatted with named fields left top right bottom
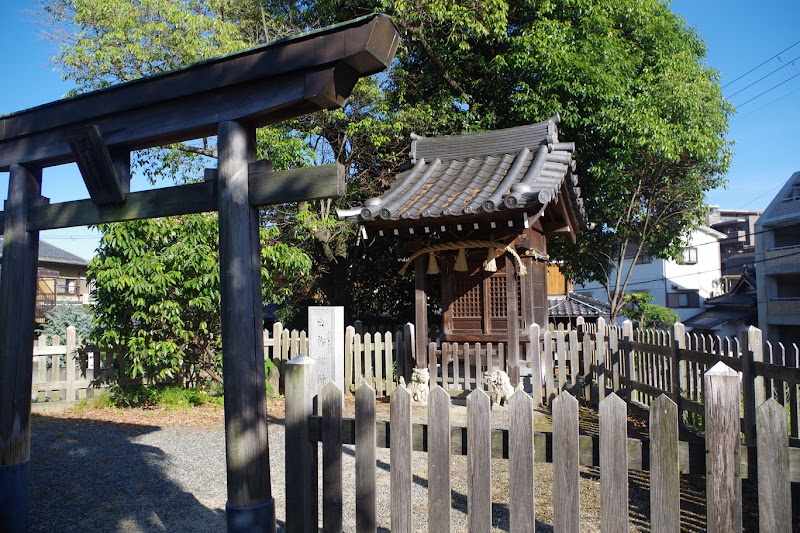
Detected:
left=725, top=53, right=800, bottom=99
left=732, top=83, right=800, bottom=123
left=723, top=38, right=800, bottom=89
left=734, top=71, right=800, bottom=109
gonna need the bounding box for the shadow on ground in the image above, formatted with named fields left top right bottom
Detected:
left=30, top=414, right=225, bottom=533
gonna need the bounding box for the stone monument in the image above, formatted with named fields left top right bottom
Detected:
left=308, top=306, right=345, bottom=393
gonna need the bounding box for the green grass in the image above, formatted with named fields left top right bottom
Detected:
left=87, top=384, right=225, bottom=410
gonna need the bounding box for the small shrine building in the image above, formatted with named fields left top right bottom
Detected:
left=339, top=115, right=590, bottom=385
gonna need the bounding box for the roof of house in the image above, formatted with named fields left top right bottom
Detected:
left=337, top=116, right=587, bottom=229
left=756, top=170, right=800, bottom=228
left=705, top=266, right=756, bottom=308
left=548, top=292, right=610, bottom=318
left=0, top=238, right=88, bottom=267
left=683, top=308, right=754, bottom=329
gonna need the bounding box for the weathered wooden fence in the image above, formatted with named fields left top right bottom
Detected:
left=264, top=321, right=412, bottom=397
left=284, top=357, right=796, bottom=532
left=31, top=326, right=121, bottom=403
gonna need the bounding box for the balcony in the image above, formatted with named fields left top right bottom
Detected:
left=768, top=298, right=800, bottom=322
left=765, top=246, right=800, bottom=275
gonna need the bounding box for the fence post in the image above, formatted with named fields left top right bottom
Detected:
left=65, top=326, right=77, bottom=403
left=670, top=323, right=684, bottom=421
left=622, top=321, right=633, bottom=402
left=704, top=362, right=742, bottom=533
left=740, top=326, right=761, bottom=446
left=403, top=322, right=415, bottom=382
left=596, top=317, right=607, bottom=403
left=529, top=325, right=542, bottom=407
left=285, top=356, right=318, bottom=533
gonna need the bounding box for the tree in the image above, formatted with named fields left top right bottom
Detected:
left=88, top=215, right=311, bottom=383
left=621, top=292, right=679, bottom=329
left=39, top=0, right=731, bottom=328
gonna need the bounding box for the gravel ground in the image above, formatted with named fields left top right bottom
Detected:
left=28, top=398, right=771, bottom=532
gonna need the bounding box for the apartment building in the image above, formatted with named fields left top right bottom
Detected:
left=755, top=171, right=800, bottom=345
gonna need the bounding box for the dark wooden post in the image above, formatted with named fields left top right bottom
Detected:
left=285, top=356, right=318, bottom=533
left=505, top=255, right=520, bottom=386
left=0, top=163, right=42, bottom=533
left=414, top=256, right=428, bottom=368
left=217, top=120, right=274, bottom=532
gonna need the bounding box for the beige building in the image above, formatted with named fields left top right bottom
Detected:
left=0, top=238, right=90, bottom=324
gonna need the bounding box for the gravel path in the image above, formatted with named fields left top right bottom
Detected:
left=29, top=400, right=737, bottom=532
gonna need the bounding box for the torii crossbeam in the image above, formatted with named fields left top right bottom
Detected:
left=0, top=14, right=399, bottom=533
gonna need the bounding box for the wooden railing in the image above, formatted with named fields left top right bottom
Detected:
left=284, top=357, right=796, bottom=532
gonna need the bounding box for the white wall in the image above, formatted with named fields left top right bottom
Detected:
left=574, top=226, right=723, bottom=323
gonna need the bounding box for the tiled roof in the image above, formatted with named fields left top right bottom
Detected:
left=548, top=292, right=610, bottom=317
left=337, top=116, right=587, bottom=226
left=0, top=237, right=88, bottom=266
left=684, top=308, right=754, bottom=329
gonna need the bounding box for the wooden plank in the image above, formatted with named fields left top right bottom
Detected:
left=609, top=326, right=620, bottom=392
left=569, top=329, right=579, bottom=388
left=678, top=347, right=743, bottom=371
left=463, top=343, right=472, bottom=391
left=506, top=255, right=520, bottom=386
left=442, top=344, right=450, bottom=389
left=600, top=394, right=628, bottom=533
left=391, top=386, right=413, bottom=533
left=596, top=318, right=607, bottom=402
left=754, top=360, right=800, bottom=383
left=321, top=382, right=343, bottom=533
left=345, top=326, right=354, bottom=393
left=629, top=341, right=672, bottom=357
left=285, top=356, right=318, bottom=533
left=0, top=15, right=399, bottom=170
left=704, top=362, right=742, bottom=533
left=0, top=164, right=41, bottom=468
left=756, top=398, right=791, bottom=532
left=741, top=327, right=761, bottom=446
left=509, top=391, right=535, bottom=533
left=543, top=331, right=554, bottom=405
left=428, top=386, right=451, bottom=533
left=65, top=327, right=77, bottom=403
left=553, top=390, right=580, bottom=533
left=355, top=385, right=376, bottom=533
left=364, top=333, right=374, bottom=390
left=23, top=164, right=344, bottom=232
left=453, top=343, right=461, bottom=389
left=66, top=125, right=129, bottom=204
left=384, top=331, right=395, bottom=395
left=582, top=327, right=593, bottom=400
left=467, top=389, right=492, bottom=533
left=529, top=325, right=543, bottom=407
left=415, top=257, right=428, bottom=367
left=354, top=335, right=363, bottom=390
left=556, top=330, right=567, bottom=392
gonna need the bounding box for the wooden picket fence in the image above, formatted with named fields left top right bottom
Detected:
left=284, top=356, right=796, bottom=532
left=31, top=326, right=121, bottom=403
left=264, top=321, right=411, bottom=397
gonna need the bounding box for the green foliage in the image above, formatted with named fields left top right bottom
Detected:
left=264, top=357, right=279, bottom=397
left=41, top=0, right=731, bottom=327
left=88, top=215, right=311, bottom=383
left=621, top=292, right=680, bottom=330
left=98, top=383, right=223, bottom=409
left=40, top=304, right=93, bottom=340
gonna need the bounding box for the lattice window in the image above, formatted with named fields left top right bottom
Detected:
left=489, top=275, right=507, bottom=318
left=452, top=277, right=482, bottom=318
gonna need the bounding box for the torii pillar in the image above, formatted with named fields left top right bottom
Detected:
left=0, top=164, right=42, bottom=531
left=217, top=120, right=274, bottom=531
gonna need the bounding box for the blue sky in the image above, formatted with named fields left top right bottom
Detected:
left=1, top=0, right=799, bottom=260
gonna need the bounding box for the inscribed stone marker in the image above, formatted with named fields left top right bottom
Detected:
left=309, top=306, right=345, bottom=393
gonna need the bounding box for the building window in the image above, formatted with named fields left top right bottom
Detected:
left=56, top=278, right=79, bottom=295
left=667, top=291, right=699, bottom=308
left=679, top=247, right=698, bottom=265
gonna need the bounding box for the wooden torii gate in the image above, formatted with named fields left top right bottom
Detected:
left=0, top=15, right=399, bottom=533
